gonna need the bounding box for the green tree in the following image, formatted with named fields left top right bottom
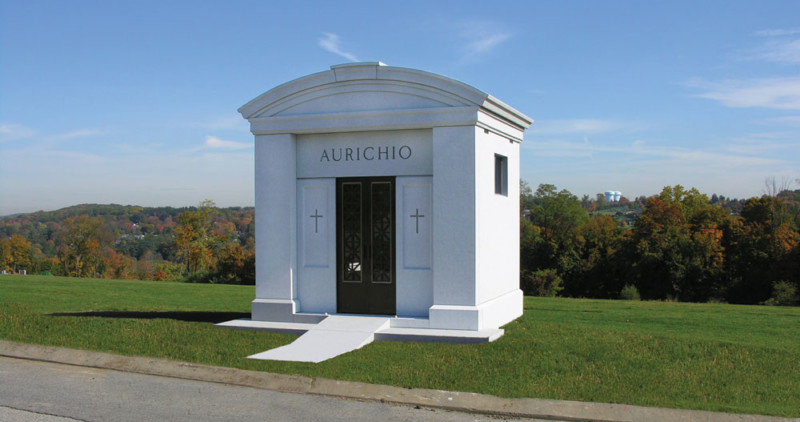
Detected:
left=594, top=193, right=607, bottom=210
left=521, top=184, right=588, bottom=295
left=571, top=215, right=626, bottom=298
left=580, top=194, right=592, bottom=210
left=762, top=281, right=799, bottom=306
left=520, top=180, right=535, bottom=212
left=741, top=195, right=791, bottom=232
left=656, top=185, right=709, bottom=221
left=530, top=184, right=589, bottom=247
left=521, top=268, right=563, bottom=297
left=724, top=196, right=800, bottom=303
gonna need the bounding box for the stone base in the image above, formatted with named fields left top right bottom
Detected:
left=251, top=289, right=523, bottom=331
left=251, top=298, right=297, bottom=323
left=252, top=299, right=327, bottom=324
left=429, top=289, right=523, bottom=330
left=216, top=317, right=504, bottom=348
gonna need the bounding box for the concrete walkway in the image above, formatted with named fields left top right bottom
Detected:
left=0, top=340, right=794, bottom=422
left=248, top=315, right=390, bottom=362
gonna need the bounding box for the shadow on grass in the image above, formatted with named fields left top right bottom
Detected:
left=48, top=311, right=250, bottom=324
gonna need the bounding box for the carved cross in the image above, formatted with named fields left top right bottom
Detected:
left=410, top=208, right=425, bottom=234
left=310, top=209, right=323, bottom=233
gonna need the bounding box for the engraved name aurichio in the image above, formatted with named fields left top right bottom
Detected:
left=320, top=145, right=412, bottom=162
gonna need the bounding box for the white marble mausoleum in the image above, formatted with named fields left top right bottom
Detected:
left=229, top=63, right=532, bottom=357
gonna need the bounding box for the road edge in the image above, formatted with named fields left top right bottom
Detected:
left=0, top=340, right=794, bottom=422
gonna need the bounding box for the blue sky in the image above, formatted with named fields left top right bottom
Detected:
left=1, top=0, right=799, bottom=215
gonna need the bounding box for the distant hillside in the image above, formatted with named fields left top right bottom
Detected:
left=0, top=203, right=255, bottom=283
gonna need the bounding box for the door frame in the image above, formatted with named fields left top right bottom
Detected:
left=336, top=176, right=396, bottom=315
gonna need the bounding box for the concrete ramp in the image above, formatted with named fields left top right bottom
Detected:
left=248, top=315, right=391, bottom=363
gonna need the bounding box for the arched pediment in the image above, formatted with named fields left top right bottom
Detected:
left=257, top=83, right=469, bottom=117
left=239, top=62, right=532, bottom=139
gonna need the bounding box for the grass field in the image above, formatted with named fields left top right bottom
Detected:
left=1, top=275, right=798, bottom=417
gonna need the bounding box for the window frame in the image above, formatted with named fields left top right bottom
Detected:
left=494, top=154, right=508, bottom=196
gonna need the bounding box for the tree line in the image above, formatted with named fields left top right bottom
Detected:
left=2, top=180, right=799, bottom=305
left=521, top=181, right=800, bottom=306
left=0, top=202, right=254, bottom=284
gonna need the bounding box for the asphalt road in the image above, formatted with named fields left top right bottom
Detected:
left=0, top=356, right=534, bottom=422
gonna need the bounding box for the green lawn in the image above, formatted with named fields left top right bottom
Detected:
left=1, top=275, right=798, bottom=417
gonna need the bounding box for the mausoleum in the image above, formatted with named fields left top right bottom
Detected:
left=224, top=63, right=532, bottom=361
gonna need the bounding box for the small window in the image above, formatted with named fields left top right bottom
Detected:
left=495, top=154, right=508, bottom=196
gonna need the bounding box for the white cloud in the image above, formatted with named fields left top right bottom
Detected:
left=412, top=18, right=511, bottom=63
left=755, top=28, right=800, bottom=37
left=721, top=132, right=800, bottom=160
left=524, top=138, right=593, bottom=158
left=205, top=135, right=250, bottom=150
left=0, top=123, right=36, bottom=142
left=521, top=136, right=798, bottom=201
left=204, top=114, right=249, bottom=131
left=757, top=39, right=800, bottom=63
left=690, top=77, right=800, bottom=110
left=318, top=33, right=359, bottom=62
left=530, top=119, right=621, bottom=135
left=47, top=149, right=106, bottom=162
left=464, top=31, right=511, bottom=56
left=763, top=115, right=800, bottom=126
left=0, top=124, right=107, bottom=144
left=48, top=128, right=104, bottom=141
left=525, top=137, right=783, bottom=167
left=724, top=139, right=784, bottom=155
left=449, top=20, right=512, bottom=63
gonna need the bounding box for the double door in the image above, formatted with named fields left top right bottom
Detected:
left=336, top=177, right=396, bottom=315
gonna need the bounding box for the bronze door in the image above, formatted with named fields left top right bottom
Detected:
left=336, top=177, right=396, bottom=315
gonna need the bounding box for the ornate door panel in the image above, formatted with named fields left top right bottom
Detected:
left=337, top=177, right=396, bottom=314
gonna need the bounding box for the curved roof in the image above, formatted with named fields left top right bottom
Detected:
left=239, top=62, right=532, bottom=139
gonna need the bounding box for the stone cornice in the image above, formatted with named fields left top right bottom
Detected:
left=249, top=107, right=481, bottom=136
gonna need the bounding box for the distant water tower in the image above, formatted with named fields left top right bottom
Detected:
left=614, top=191, right=621, bottom=202
left=604, top=191, right=614, bottom=202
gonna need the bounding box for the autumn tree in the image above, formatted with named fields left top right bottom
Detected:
left=0, top=234, right=33, bottom=273
left=9, top=234, right=32, bottom=272
left=214, top=243, right=255, bottom=284
left=0, top=238, right=11, bottom=272
left=627, top=186, right=727, bottom=301
left=102, top=249, right=137, bottom=279
left=58, top=215, right=105, bottom=277
left=173, top=200, right=237, bottom=278
left=174, top=203, right=214, bottom=274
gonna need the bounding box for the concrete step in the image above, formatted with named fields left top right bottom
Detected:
left=215, top=319, right=316, bottom=335
left=375, top=327, right=503, bottom=343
